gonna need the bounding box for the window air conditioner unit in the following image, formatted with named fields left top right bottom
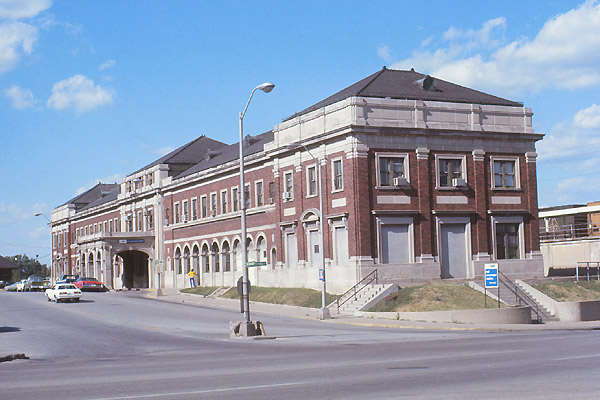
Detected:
left=392, top=177, right=407, bottom=187
left=282, top=192, right=293, bottom=201
left=268, top=197, right=274, bottom=204
left=210, top=209, right=216, bottom=217
left=182, top=215, right=188, bottom=222
left=452, top=178, right=466, bottom=187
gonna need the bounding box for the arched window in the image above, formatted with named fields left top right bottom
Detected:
left=88, top=253, right=94, bottom=277
left=232, top=239, right=240, bottom=271
left=246, top=237, right=254, bottom=262
left=256, top=236, right=267, bottom=262
left=271, top=248, right=277, bottom=269
left=192, top=245, right=199, bottom=273
left=222, top=241, right=231, bottom=272
left=212, top=242, right=220, bottom=272
left=174, top=247, right=182, bottom=274
left=183, top=246, right=190, bottom=273
left=201, top=244, right=209, bottom=273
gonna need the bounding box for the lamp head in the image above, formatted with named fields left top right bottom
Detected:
left=256, top=82, right=275, bottom=93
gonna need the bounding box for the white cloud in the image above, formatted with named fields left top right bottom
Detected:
left=0, top=0, right=52, bottom=19
left=5, top=84, right=35, bottom=108
left=74, top=173, right=124, bottom=196
left=377, top=45, right=392, bottom=64
left=154, top=146, right=175, bottom=156
left=47, top=74, right=114, bottom=112
left=0, top=201, right=49, bottom=226
left=574, top=104, right=600, bottom=129
left=389, top=1, right=600, bottom=95
left=443, top=17, right=506, bottom=50
left=0, top=21, right=38, bottom=73
left=99, top=59, right=115, bottom=70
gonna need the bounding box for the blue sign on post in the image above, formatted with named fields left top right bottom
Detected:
left=319, top=268, right=324, bottom=281
left=484, top=263, right=499, bottom=289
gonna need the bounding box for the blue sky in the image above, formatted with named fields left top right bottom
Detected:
left=2, top=0, right=599, bottom=264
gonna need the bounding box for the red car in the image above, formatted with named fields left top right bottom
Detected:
left=73, top=277, right=107, bottom=292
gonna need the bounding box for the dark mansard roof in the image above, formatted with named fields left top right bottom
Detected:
left=284, top=67, right=522, bottom=121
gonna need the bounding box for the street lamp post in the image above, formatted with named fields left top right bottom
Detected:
left=237, top=82, right=275, bottom=336
left=34, top=213, right=53, bottom=283
left=285, top=143, right=331, bottom=320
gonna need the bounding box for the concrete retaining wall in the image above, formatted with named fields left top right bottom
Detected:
left=358, top=306, right=532, bottom=324
left=555, top=300, right=600, bottom=322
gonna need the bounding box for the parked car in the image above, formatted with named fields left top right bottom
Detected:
left=25, top=275, right=46, bottom=291
left=15, top=279, right=28, bottom=292
left=73, top=277, right=106, bottom=292
left=45, top=283, right=82, bottom=303
left=57, top=274, right=79, bottom=284
left=0, top=280, right=9, bottom=289
left=4, top=281, right=22, bottom=292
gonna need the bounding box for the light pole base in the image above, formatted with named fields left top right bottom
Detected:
left=318, top=307, right=331, bottom=320
left=230, top=321, right=266, bottom=338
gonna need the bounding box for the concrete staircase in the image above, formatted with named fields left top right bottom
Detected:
left=468, top=279, right=556, bottom=322
left=333, top=283, right=398, bottom=314
left=208, top=287, right=233, bottom=298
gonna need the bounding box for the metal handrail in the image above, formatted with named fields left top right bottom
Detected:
left=576, top=262, right=600, bottom=281
left=333, top=270, right=378, bottom=312
left=498, top=270, right=549, bottom=323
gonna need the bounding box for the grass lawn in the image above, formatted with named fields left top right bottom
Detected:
left=531, top=280, right=600, bottom=302
left=368, top=283, right=502, bottom=312
left=182, top=286, right=337, bottom=309
left=180, top=286, right=221, bottom=296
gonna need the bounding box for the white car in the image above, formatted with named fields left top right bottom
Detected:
left=45, top=284, right=82, bottom=303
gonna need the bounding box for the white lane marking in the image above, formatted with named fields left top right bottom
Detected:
left=90, top=381, right=308, bottom=399
left=553, top=354, right=600, bottom=361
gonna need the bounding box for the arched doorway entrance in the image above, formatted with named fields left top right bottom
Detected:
left=118, top=250, right=149, bottom=289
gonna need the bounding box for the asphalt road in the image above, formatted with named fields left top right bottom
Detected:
left=1, top=290, right=599, bottom=400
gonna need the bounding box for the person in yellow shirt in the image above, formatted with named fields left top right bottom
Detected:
left=188, top=269, right=196, bottom=288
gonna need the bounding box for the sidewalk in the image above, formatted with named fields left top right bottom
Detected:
left=144, top=289, right=600, bottom=332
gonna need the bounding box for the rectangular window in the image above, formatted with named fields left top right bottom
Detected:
left=147, top=210, right=154, bottom=230
left=221, top=190, right=228, bottom=213
left=268, top=182, right=275, bottom=203
left=244, top=184, right=251, bottom=209
left=182, top=200, right=189, bottom=222
left=332, top=159, right=343, bottom=191
left=210, top=193, right=217, bottom=215
left=191, top=198, right=198, bottom=220
left=147, top=173, right=153, bottom=186
left=109, top=220, right=113, bottom=232
left=201, top=196, right=207, bottom=218
left=493, top=159, right=517, bottom=189
left=137, top=211, right=143, bottom=231
left=496, top=223, right=520, bottom=259
left=307, top=166, right=317, bottom=196
left=377, top=155, right=407, bottom=186
left=165, top=209, right=170, bottom=226
left=103, top=221, right=107, bottom=232
left=174, top=202, right=180, bottom=224
left=255, top=181, right=264, bottom=207
left=438, top=157, right=464, bottom=187
left=284, top=171, right=293, bottom=200
left=232, top=187, right=239, bottom=212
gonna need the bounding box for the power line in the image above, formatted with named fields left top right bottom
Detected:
left=0, top=241, right=49, bottom=249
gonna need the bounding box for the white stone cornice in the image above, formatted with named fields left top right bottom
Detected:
left=472, top=149, right=485, bottom=162
left=416, top=147, right=429, bottom=160
left=526, top=152, right=537, bottom=163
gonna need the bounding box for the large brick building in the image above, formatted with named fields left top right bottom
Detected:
left=50, top=68, right=544, bottom=292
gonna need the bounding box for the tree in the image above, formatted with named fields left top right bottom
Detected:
left=9, top=254, right=49, bottom=281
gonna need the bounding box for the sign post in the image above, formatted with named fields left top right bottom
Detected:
left=484, top=263, right=499, bottom=308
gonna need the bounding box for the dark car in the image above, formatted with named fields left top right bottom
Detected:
left=57, top=274, right=79, bottom=284
left=73, top=277, right=107, bottom=292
